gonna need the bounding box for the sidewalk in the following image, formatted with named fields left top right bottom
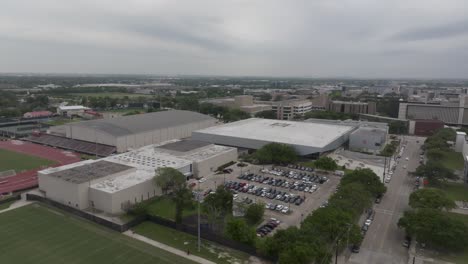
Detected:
left=0, top=195, right=33, bottom=214
left=123, top=230, right=216, bottom=264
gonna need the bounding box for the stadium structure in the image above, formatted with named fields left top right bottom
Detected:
left=39, top=110, right=216, bottom=154
left=38, top=140, right=237, bottom=214
left=192, top=118, right=357, bottom=156
left=193, top=118, right=389, bottom=156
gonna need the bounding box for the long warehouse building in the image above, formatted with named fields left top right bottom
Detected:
left=49, top=110, right=216, bottom=152
left=192, top=118, right=356, bottom=156
left=38, top=140, right=237, bottom=214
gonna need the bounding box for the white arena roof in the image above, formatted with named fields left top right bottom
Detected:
left=193, top=118, right=357, bottom=155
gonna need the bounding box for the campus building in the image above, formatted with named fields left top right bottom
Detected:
left=38, top=140, right=237, bottom=214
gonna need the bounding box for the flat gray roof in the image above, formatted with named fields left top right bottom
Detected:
left=69, top=110, right=215, bottom=137
left=46, top=160, right=133, bottom=184
left=158, top=140, right=211, bottom=152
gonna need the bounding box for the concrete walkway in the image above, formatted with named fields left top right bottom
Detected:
left=0, top=198, right=33, bottom=214
left=123, top=230, right=216, bottom=264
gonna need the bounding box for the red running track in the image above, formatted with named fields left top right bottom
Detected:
left=0, top=140, right=81, bottom=194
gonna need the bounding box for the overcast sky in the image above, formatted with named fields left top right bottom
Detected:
left=1, top=0, right=468, bottom=78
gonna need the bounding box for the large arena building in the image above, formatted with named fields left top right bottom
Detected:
left=192, top=118, right=357, bottom=156
left=48, top=110, right=216, bottom=153
left=38, top=140, right=237, bottom=214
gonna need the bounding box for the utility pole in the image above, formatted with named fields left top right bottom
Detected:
left=383, top=156, right=387, bottom=183
left=197, top=188, right=201, bottom=252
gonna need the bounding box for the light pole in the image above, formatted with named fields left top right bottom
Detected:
left=196, top=188, right=201, bottom=252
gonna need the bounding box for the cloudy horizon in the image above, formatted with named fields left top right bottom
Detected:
left=1, top=0, right=468, bottom=78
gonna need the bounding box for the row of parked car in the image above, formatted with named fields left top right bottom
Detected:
left=238, top=173, right=321, bottom=193
left=265, top=203, right=291, bottom=214
left=287, top=164, right=314, bottom=172
left=225, top=181, right=305, bottom=206
left=261, top=168, right=329, bottom=184
left=256, top=218, right=281, bottom=237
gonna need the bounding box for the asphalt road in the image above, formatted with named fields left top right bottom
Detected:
left=348, top=136, right=424, bottom=264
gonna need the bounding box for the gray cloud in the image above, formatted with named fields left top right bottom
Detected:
left=391, top=20, right=468, bottom=41
left=0, top=0, right=467, bottom=78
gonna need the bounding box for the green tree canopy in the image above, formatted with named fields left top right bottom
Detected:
left=254, top=110, right=276, bottom=119
left=314, top=156, right=338, bottom=171
left=154, top=167, right=187, bottom=195
left=153, top=168, right=191, bottom=224
left=414, top=162, right=458, bottom=186
left=225, top=218, right=256, bottom=246
left=409, top=188, right=456, bottom=210
left=398, top=209, right=468, bottom=251
left=255, top=143, right=298, bottom=165
left=340, top=168, right=387, bottom=198
left=244, top=202, right=265, bottom=225
left=203, top=186, right=233, bottom=231
left=329, top=183, right=373, bottom=217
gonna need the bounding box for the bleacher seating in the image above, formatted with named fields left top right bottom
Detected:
left=24, top=134, right=116, bottom=156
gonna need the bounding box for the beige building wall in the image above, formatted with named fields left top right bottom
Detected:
left=38, top=167, right=136, bottom=211
left=89, top=178, right=163, bottom=214
left=193, top=148, right=238, bottom=177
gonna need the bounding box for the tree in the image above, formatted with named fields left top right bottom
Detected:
left=173, top=188, right=193, bottom=224
left=154, top=167, right=187, bottom=195
left=255, top=110, right=276, bottom=119
left=426, top=148, right=445, bottom=160
left=278, top=243, right=314, bottom=264
left=314, top=156, right=338, bottom=171
left=255, top=143, right=298, bottom=165
left=329, top=183, right=372, bottom=217
left=225, top=218, right=256, bottom=245
left=414, top=162, right=458, bottom=186
left=244, top=202, right=265, bottom=225
left=409, top=188, right=456, bottom=210
left=398, top=209, right=468, bottom=251
left=153, top=168, right=191, bottom=224
left=203, top=186, right=233, bottom=231
left=340, top=168, right=387, bottom=198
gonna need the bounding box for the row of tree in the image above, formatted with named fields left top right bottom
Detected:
left=258, top=168, right=386, bottom=263
left=398, top=188, right=468, bottom=251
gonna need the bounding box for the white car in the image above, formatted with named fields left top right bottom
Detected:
left=365, top=219, right=372, bottom=226
left=403, top=165, right=407, bottom=169
left=198, top=178, right=206, bottom=183
left=276, top=205, right=284, bottom=211
left=405, top=157, right=409, bottom=161
left=281, top=207, right=289, bottom=213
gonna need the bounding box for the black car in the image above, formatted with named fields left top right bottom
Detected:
left=351, top=245, right=360, bottom=253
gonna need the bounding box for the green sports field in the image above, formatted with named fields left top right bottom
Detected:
left=0, top=149, right=55, bottom=172
left=0, top=204, right=196, bottom=264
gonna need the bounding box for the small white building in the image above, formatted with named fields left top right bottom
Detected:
left=38, top=140, right=237, bottom=214
left=57, top=105, right=90, bottom=117
left=349, top=127, right=388, bottom=153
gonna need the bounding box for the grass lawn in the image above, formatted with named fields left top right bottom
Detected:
left=0, top=149, right=55, bottom=172
left=134, top=221, right=250, bottom=264
left=0, top=204, right=195, bottom=264
left=299, top=161, right=315, bottom=168
left=45, top=118, right=83, bottom=126
left=146, top=196, right=197, bottom=220
left=440, top=151, right=464, bottom=170
left=0, top=200, right=16, bottom=210
left=439, top=182, right=468, bottom=201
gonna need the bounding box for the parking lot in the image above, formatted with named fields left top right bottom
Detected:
left=195, top=162, right=341, bottom=235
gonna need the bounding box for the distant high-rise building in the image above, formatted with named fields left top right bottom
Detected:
left=327, top=101, right=376, bottom=115
left=272, top=100, right=313, bottom=120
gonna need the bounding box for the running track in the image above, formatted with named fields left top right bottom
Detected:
left=0, top=140, right=81, bottom=194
